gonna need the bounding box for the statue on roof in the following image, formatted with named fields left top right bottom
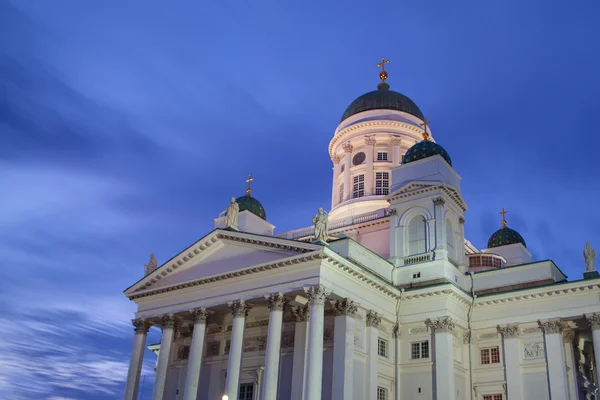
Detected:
left=144, top=253, right=158, bottom=275
left=225, top=197, right=239, bottom=230
left=584, top=242, right=596, bottom=272
left=312, top=208, right=329, bottom=243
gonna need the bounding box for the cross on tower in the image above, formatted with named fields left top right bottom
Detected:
left=377, top=57, right=390, bottom=83
left=245, top=174, right=254, bottom=197
left=420, top=118, right=431, bottom=140
left=499, top=208, right=508, bottom=228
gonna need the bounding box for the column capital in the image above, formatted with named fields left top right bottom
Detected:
left=538, top=318, right=565, bottom=334
left=333, top=298, right=358, bottom=317
left=426, top=316, right=455, bottom=333
left=497, top=324, right=520, bottom=338
left=304, top=285, right=330, bottom=305
left=562, top=328, right=575, bottom=343
left=586, top=313, right=600, bottom=331
left=332, top=155, right=342, bottom=164
left=390, top=137, right=402, bottom=147
left=392, top=323, right=400, bottom=338
left=229, top=299, right=251, bottom=318
left=366, top=310, right=382, bottom=328
left=342, top=142, right=353, bottom=153
left=364, top=137, right=376, bottom=146
left=459, top=216, right=465, bottom=224
left=266, top=293, right=286, bottom=311
left=432, top=197, right=445, bottom=207
left=159, top=313, right=178, bottom=329
left=463, top=330, right=471, bottom=344
left=189, top=307, right=210, bottom=323
left=132, top=318, right=151, bottom=334
left=293, top=304, right=310, bottom=322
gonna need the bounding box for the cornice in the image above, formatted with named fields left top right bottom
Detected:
left=389, top=182, right=467, bottom=212
left=475, top=282, right=600, bottom=307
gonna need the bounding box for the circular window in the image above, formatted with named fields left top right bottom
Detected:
left=352, top=152, right=366, bottom=166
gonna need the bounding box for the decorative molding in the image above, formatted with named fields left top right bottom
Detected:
left=521, top=327, right=541, bottom=334
left=293, top=304, right=309, bottom=322
left=366, top=310, right=382, bottom=328
left=354, top=329, right=364, bottom=349
left=459, top=217, right=465, bottom=225
left=390, top=138, right=402, bottom=147
left=386, top=208, right=397, bottom=216
left=281, top=332, right=295, bottom=348
left=132, top=318, right=151, bottom=334
left=586, top=313, right=600, bottom=331
left=189, top=308, right=210, bottom=323
left=229, top=300, right=251, bottom=318
left=497, top=324, right=520, bottom=339
left=266, top=293, right=286, bottom=312
left=426, top=316, right=455, bottom=333
left=160, top=313, right=178, bottom=329
left=205, top=341, right=220, bottom=357
left=562, top=328, right=575, bottom=343
left=475, top=283, right=600, bottom=306
left=538, top=318, right=565, bottom=335
left=364, top=137, right=376, bottom=146
left=304, top=285, right=330, bottom=305
left=334, top=298, right=358, bottom=317
left=392, top=323, right=400, bottom=339
left=389, top=182, right=467, bottom=212
left=409, top=327, right=429, bottom=335
left=479, top=332, right=498, bottom=340
left=523, top=342, right=545, bottom=359
left=342, top=142, right=354, bottom=153
left=332, top=155, right=342, bottom=164
left=463, top=331, right=471, bottom=344
left=246, top=320, right=270, bottom=329
left=432, top=197, right=445, bottom=207
left=324, top=326, right=334, bottom=342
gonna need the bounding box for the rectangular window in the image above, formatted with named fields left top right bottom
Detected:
left=375, top=172, right=389, bottom=195
left=412, top=272, right=421, bottom=279
left=483, top=395, right=502, bottom=400
left=377, top=152, right=388, bottom=161
left=339, top=183, right=344, bottom=203
left=378, top=337, right=388, bottom=358
left=353, top=174, right=365, bottom=198
left=411, top=341, right=429, bottom=359
left=238, top=383, right=254, bottom=400
left=377, top=387, right=388, bottom=400
left=480, top=347, right=500, bottom=364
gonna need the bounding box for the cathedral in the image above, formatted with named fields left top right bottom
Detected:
left=123, top=59, right=600, bottom=400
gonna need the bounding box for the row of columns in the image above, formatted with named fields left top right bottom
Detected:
left=123, top=285, right=385, bottom=400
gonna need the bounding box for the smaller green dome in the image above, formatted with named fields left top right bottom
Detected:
left=235, top=195, right=267, bottom=220
left=487, top=226, right=526, bottom=248
left=402, top=140, right=452, bottom=166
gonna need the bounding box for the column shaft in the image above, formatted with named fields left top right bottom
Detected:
left=183, top=309, right=209, bottom=400
left=124, top=319, right=150, bottom=400
left=290, top=306, right=309, bottom=400
left=304, top=285, right=330, bottom=400
left=498, top=325, right=523, bottom=400
left=332, top=299, right=357, bottom=400
left=342, top=143, right=353, bottom=201
left=365, top=137, right=375, bottom=196
left=390, top=138, right=401, bottom=165
left=263, top=294, right=285, bottom=400
left=152, top=314, right=177, bottom=400
left=588, top=314, right=600, bottom=389
left=539, top=320, right=569, bottom=400
left=366, top=310, right=382, bottom=400
left=432, top=198, right=447, bottom=258
left=332, top=157, right=342, bottom=208
left=394, top=326, right=401, bottom=400
left=563, top=330, right=579, bottom=400
left=430, top=317, right=455, bottom=400
left=224, top=300, right=249, bottom=400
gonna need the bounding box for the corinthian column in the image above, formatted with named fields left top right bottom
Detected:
left=497, top=324, right=522, bottom=400
left=152, top=314, right=178, bottom=400
left=332, top=155, right=342, bottom=208
left=183, top=308, right=210, bottom=400
left=332, top=299, right=358, bottom=400
left=366, top=310, right=382, bottom=400
left=432, top=197, right=447, bottom=259
left=124, top=318, right=151, bottom=400
left=224, top=300, right=250, bottom=400
left=562, top=328, right=579, bottom=400
left=586, top=313, right=600, bottom=386
left=539, top=319, right=569, bottom=400
left=304, top=285, right=330, bottom=400
left=291, top=305, right=309, bottom=400
left=263, top=293, right=286, bottom=400
left=342, top=142, right=353, bottom=201
left=364, top=137, right=376, bottom=196
left=390, top=137, right=401, bottom=165
left=428, top=317, right=455, bottom=400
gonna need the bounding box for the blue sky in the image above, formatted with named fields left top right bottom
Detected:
left=1, top=0, right=599, bottom=398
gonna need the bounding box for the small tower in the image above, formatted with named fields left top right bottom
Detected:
left=482, top=208, right=531, bottom=266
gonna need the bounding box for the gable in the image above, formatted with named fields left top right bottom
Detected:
left=388, top=181, right=467, bottom=211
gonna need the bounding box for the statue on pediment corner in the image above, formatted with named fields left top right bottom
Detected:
left=144, top=253, right=158, bottom=275
left=312, top=207, right=329, bottom=243
left=584, top=241, right=596, bottom=272
left=225, top=197, right=239, bottom=230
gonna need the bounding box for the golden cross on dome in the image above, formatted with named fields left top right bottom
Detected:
left=377, top=57, right=390, bottom=83
left=420, top=118, right=431, bottom=141
left=499, top=208, right=508, bottom=228
left=245, top=174, right=254, bottom=197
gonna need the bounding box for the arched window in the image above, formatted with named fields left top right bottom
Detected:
left=446, top=220, right=455, bottom=260
left=408, top=216, right=427, bottom=255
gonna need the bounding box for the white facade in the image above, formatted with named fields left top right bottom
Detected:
left=123, top=81, right=600, bottom=400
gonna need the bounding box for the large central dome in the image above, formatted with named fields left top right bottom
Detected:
left=341, top=83, right=424, bottom=122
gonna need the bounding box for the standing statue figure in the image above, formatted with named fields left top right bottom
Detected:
left=312, top=208, right=329, bottom=242
left=144, top=253, right=158, bottom=275
left=225, top=197, right=240, bottom=230
left=584, top=241, right=596, bottom=272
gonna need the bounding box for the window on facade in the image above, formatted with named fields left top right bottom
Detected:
left=412, top=272, right=421, bottom=279
left=483, top=395, right=502, bottom=400
left=339, top=184, right=344, bottom=203
left=375, top=172, right=389, bottom=195
left=408, top=216, right=427, bottom=255
left=377, top=387, right=388, bottom=400
left=238, top=383, right=254, bottom=400
left=411, top=341, right=429, bottom=359
left=353, top=174, right=365, bottom=198
left=378, top=337, right=388, bottom=358
left=480, top=347, right=500, bottom=364
left=377, top=152, right=388, bottom=161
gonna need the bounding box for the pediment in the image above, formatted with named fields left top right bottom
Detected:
left=388, top=181, right=467, bottom=211
left=124, top=229, right=321, bottom=296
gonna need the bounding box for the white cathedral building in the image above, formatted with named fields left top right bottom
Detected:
left=123, top=60, right=600, bottom=400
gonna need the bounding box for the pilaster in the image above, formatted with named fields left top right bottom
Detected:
left=366, top=310, right=382, bottom=400
left=432, top=197, right=447, bottom=259
left=539, top=319, right=569, bottom=400
left=585, top=313, right=600, bottom=387
left=342, top=142, right=353, bottom=201
left=497, top=324, right=522, bottom=400
left=365, top=137, right=376, bottom=196
left=291, top=305, right=309, bottom=400
left=427, top=317, right=455, bottom=400
left=332, top=299, right=358, bottom=400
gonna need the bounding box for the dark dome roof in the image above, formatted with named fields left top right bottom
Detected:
left=341, top=84, right=424, bottom=122
left=402, top=140, right=452, bottom=166
left=487, top=226, right=526, bottom=248
left=235, top=195, right=266, bottom=220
